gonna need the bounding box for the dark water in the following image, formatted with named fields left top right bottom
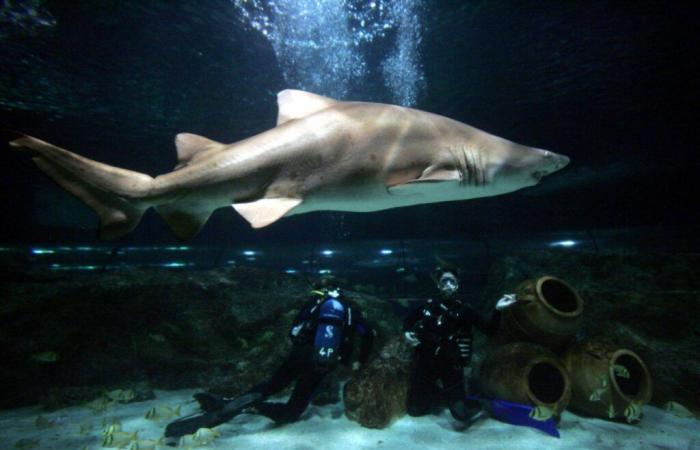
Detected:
left=1, top=0, right=698, bottom=254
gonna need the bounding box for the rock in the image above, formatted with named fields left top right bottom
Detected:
left=343, top=337, right=413, bottom=428
left=0, top=265, right=402, bottom=410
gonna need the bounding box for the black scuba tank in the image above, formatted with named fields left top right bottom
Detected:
left=313, top=297, right=346, bottom=367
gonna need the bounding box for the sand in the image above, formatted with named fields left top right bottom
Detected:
left=1, top=389, right=698, bottom=450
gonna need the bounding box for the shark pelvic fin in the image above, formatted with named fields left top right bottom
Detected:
left=233, top=198, right=302, bottom=228
left=174, top=133, right=225, bottom=170
left=276, top=89, right=338, bottom=126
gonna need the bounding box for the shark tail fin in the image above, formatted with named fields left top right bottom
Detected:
left=9, top=134, right=153, bottom=240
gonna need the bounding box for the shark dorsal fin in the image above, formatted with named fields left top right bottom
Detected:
left=174, top=133, right=225, bottom=170
left=276, top=90, right=338, bottom=126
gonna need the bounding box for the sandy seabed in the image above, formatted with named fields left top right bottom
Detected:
left=1, top=389, right=698, bottom=450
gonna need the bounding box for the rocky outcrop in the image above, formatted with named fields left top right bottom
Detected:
left=0, top=266, right=401, bottom=410
left=343, top=336, right=413, bottom=428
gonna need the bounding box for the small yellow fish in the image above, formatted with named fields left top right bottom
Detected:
left=35, top=415, right=55, bottom=429
left=612, top=364, right=630, bottom=379
left=78, top=421, right=93, bottom=435
left=102, top=430, right=138, bottom=448
left=624, top=401, right=643, bottom=423
left=192, top=427, right=221, bottom=444
left=30, top=351, right=59, bottom=363
left=178, top=434, right=197, bottom=447
left=589, top=388, right=605, bottom=402
left=101, top=417, right=122, bottom=428
left=145, top=404, right=181, bottom=421
left=106, top=389, right=136, bottom=402
left=528, top=405, right=554, bottom=421
left=14, top=439, right=39, bottom=450
left=85, top=395, right=114, bottom=412
left=148, top=333, right=167, bottom=343
left=124, top=439, right=163, bottom=450
left=103, top=423, right=123, bottom=436
left=663, top=401, right=696, bottom=418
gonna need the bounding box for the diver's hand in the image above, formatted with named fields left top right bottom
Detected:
left=404, top=331, right=421, bottom=347
left=495, top=294, right=520, bottom=310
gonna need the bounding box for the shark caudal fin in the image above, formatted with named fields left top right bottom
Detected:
left=9, top=134, right=153, bottom=239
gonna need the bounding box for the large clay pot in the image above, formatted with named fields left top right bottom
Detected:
left=477, top=342, right=571, bottom=415
left=498, top=276, right=584, bottom=350
left=563, top=341, right=652, bottom=421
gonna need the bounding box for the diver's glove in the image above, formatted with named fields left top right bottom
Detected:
left=404, top=331, right=421, bottom=347
left=495, top=294, right=520, bottom=310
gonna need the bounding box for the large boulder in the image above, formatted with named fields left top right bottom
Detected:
left=343, top=336, right=413, bottom=428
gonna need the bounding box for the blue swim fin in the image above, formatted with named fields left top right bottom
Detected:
left=468, top=396, right=560, bottom=438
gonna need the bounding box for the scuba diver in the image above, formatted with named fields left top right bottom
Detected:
left=164, top=277, right=374, bottom=444
left=403, top=266, right=519, bottom=429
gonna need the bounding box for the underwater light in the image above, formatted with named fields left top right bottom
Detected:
left=166, top=246, right=191, bottom=251
left=50, top=264, right=99, bottom=271
left=243, top=250, right=256, bottom=256
left=31, top=248, right=54, bottom=255
left=396, top=267, right=406, bottom=273
left=285, top=269, right=298, bottom=274
left=321, top=250, right=334, bottom=256
left=318, top=269, right=332, bottom=274
left=246, top=257, right=257, bottom=261
left=76, top=246, right=94, bottom=251
left=380, top=249, right=393, bottom=255
left=162, top=262, right=187, bottom=268
left=549, top=240, right=578, bottom=248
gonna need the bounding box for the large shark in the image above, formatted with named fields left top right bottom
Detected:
left=9, top=89, right=569, bottom=239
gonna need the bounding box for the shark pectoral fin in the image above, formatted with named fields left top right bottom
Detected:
left=418, top=167, right=461, bottom=182
left=387, top=169, right=461, bottom=195
left=233, top=198, right=302, bottom=228
left=174, top=133, right=225, bottom=170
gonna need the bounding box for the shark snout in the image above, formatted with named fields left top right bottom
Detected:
left=538, top=149, right=570, bottom=175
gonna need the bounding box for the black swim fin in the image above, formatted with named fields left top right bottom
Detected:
left=164, top=392, right=263, bottom=446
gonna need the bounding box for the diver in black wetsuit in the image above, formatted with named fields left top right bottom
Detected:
left=164, top=279, right=374, bottom=444
left=403, top=267, right=517, bottom=428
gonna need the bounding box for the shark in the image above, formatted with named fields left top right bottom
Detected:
left=8, top=89, right=569, bottom=240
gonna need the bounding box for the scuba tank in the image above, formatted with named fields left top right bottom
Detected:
left=313, top=295, right=346, bottom=367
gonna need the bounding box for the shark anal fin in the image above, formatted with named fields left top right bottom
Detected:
left=276, top=90, right=337, bottom=126
left=155, top=203, right=213, bottom=240
left=233, top=198, right=302, bottom=228
left=174, top=133, right=225, bottom=170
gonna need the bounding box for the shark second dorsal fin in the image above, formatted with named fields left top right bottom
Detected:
left=233, top=198, right=302, bottom=228
left=276, top=90, right=338, bottom=126
left=174, top=133, right=225, bottom=170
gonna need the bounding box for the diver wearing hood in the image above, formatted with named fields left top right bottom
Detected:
left=403, top=267, right=518, bottom=428
left=164, top=277, right=374, bottom=444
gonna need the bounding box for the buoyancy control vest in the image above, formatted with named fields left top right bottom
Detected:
left=313, top=297, right=346, bottom=367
